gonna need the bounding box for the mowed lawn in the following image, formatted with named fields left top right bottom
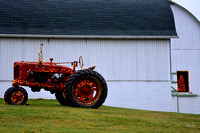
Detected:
left=0, top=99, right=200, bottom=133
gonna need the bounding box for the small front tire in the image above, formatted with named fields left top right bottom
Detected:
left=4, top=87, right=28, bottom=105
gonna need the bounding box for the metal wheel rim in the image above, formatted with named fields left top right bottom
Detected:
left=72, top=76, right=102, bottom=106
left=11, top=91, right=25, bottom=104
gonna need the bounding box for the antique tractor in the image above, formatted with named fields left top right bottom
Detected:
left=4, top=44, right=108, bottom=108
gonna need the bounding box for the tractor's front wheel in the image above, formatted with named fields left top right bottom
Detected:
left=4, top=87, right=28, bottom=105
left=65, top=69, right=108, bottom=108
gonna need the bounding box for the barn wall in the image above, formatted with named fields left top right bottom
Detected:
left=171, top=5, right=200, bottom=114
left=0, top=37, right=172, bottom=112
left=0, top=80, right=173, bottom=112
left=105, top=81, right=172, bottom=112
left=0, top=38, right=170, bottom=81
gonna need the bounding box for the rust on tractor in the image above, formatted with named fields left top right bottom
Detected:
left=4, top=43, right=107, bottom=108
left=13, top=61, right=73, bottom=93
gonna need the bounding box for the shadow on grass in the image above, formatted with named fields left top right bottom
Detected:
left=27, top=98, right=64, bottom=107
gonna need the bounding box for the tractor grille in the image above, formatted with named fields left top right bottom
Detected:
left=14, top=64, right=20, bottom=79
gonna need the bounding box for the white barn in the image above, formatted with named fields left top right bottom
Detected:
left=2, top=0, right=198, bottom=113
left=170, top=1, right=200, bottom=114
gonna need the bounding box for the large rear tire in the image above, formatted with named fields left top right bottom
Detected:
left=4, top=87, right=28, bottom=105
left=55, top=91, right=71, bottom=106
left=65, top=69, right=108, bottom=108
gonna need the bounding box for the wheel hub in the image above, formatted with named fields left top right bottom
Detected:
left=74, top=78, right=100, bottom=104
left=79, top=86, right=93, bottom=96
left=11, top=91, right=24, bottom=104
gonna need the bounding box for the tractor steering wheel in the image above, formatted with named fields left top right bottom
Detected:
left=79, top=56, right=84, bottom=68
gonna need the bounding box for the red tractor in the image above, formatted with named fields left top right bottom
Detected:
left=4, top=44, right=108, bottom=108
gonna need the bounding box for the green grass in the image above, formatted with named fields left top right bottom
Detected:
left=0, top=99, right=200, bottom=133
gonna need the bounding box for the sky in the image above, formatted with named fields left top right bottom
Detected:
left=172, top=0, right=200, bottom=21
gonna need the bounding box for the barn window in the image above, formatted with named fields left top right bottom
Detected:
left=177, top=71, right=189, bottom=92
left=171, top=71, right=197, bottom=97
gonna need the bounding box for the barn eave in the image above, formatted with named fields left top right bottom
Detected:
left=0, top=34, right=179, bottom=39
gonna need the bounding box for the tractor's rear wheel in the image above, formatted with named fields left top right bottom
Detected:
left=65, top=69, right=108, bottom=108
left=4, top=87, right=28, bottom=105
left=55, top=91, right=71, bottom=106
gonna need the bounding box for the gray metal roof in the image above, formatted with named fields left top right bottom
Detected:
left=0, top=0, right=177, bottom=37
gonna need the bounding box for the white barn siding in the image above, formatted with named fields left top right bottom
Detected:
left=171, top=5, right=200, bottom=114
left=0, top=38, right=22, bottom=80
left=171, top=6, right=200, bottom=50
left=105, top=81, right=172, bottom=112
left=0, top=38, right=172, bottom=111
left=0, top=38, right=170, bottom=81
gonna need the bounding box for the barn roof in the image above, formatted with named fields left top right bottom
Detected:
left=0, top=0, right=177, bottom=38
